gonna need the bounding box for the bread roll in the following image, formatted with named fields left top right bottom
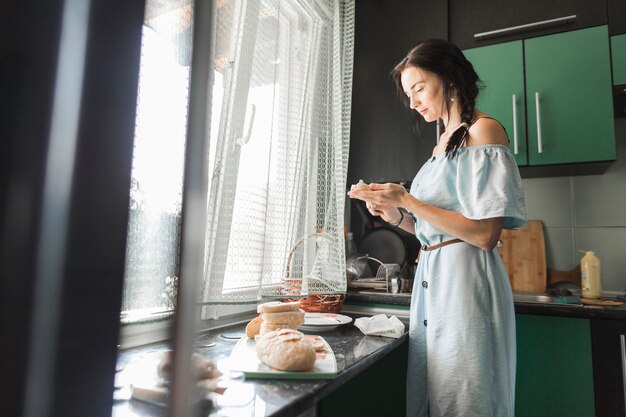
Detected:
left=260, top=322, right=286, bottom=334
left=262, top=309, right=305, bottom=327
left=245, top=315, right=263, bottom=338
left=256, top=301, right=301, bottom=314
left=259, top=320, right=305, bottom=334
left=306, top=335, right=327, bottom=352
left=157, top=351, right=221, bottom=381
left=255, top=329, right=316, bottom=371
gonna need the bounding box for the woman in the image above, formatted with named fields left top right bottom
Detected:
left=348, top=39, right=526, bottom=417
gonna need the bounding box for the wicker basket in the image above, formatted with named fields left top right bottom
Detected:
left=281, top=232, right=345, bottom=313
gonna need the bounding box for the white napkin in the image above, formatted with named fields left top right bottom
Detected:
left=354, top=314, right=405, bottom=339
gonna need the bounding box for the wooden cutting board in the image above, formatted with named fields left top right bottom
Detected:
left=580, top=298, right=624, bottom=306
left=497, top=220, right=547, bottom=293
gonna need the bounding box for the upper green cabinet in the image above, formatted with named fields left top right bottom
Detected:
left=464, top=41, right=527, bottom=166
left=525, top=26, right=615, bottom=165
left=464, top=26, right=616, bottom=167
left=612, top=34, right=626, bottom=85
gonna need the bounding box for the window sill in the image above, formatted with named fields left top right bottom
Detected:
left=118, top=309, right=259, bottom=349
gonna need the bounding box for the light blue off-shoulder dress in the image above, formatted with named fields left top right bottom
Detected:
left=406, top=144, right=526, bottom=417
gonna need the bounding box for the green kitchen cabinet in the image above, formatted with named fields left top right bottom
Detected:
left=463, top=41, right=527, bottom=166
left=516, top=314, right=595, bottom=417
left=318, top=336, right=408, bottom=417
left=525, top=26, right=615, bottom=165
left=464, top=26, right=616, bottom=168
left=612, top=34, right=626, bottom=85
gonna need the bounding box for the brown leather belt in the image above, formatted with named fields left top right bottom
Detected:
left=417, top=238, right=464, bottom=262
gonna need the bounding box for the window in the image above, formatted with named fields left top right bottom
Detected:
left=121, top=23, right=189, bottom=322
left=121, top=0, right=354, bottom=324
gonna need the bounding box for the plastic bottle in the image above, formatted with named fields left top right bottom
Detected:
left=345, top=232, right=357, bottom=259
left=345, top=232, right=359, bottom=284
left=580, top=250, right=602, bottom=299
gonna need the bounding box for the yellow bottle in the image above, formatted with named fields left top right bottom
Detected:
left=580, top=250, right=602, bottom=299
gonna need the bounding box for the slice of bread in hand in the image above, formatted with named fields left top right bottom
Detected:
left=256, top=300, right=301, bottom=314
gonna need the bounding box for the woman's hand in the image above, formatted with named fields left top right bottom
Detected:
left=364, top=201, right=399, bottom=224
left=348, top=183, right=410, bottom=224
left=348, top=182, right=409, bottom=208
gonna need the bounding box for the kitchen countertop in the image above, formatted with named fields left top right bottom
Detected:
left=112, top=314, right=408, bottom=417
left=345, top=291, right=626, bottom=320
left=112, top=291, right=625, bottom=416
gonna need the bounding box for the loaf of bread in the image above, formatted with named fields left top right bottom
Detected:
left=262, top=309, right=305, bottom=327
left=245, top=315, right=263, bottom=338
left=305, top=335, right=327, bottom=352
left=252, top=301, right=306, bottom=335
left=260, top=322, right=284, bottom=334
left=256, top=300, right=301, bottom=313
left=157, top=351, right=221, bottom=381
left=248, top=302, right=306, bottom=337
left=255, top=329, right=316, bottom=371
left=259, top=309, right=305, bottom=334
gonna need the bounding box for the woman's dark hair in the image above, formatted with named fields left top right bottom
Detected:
left=391, top=39, right=482, bottom=157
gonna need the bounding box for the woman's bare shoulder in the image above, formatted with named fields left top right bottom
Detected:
left=466, top=117, right=508, bottom=146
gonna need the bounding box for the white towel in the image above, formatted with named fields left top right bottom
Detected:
left=354, top=314, right=405, bottom=339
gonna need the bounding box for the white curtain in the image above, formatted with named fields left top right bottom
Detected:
left=201, top=0, right=355, bottom=304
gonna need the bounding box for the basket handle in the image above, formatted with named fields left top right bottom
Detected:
left=285, top=232, right=333, bottom=278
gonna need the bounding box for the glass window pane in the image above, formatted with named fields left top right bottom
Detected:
left=121, top=2, right=193, bottom=322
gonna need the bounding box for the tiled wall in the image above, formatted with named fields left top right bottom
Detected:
left=523, top=117, right=626, bottom=294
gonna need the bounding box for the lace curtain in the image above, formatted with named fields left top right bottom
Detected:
left=201, top=0, right=355, bottom=304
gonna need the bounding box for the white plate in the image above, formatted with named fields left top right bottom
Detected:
left=299, top=313, right=353, bottom=332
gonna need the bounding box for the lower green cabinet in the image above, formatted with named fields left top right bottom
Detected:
left=516, top=314, right=595, bottom=417
left=318, top=338, right=408, bottom=417
left=327, top=310, right=597, bottom=417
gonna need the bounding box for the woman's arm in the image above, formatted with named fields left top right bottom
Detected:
left=403, top=194, right=503, bottom=251
left=360, top=200, right=416, bottom=235
left=350, top=183, right=503, bottom=252
left=349, top=117, right=510, bottom=249
left=373, top=204, right=416, bottom=234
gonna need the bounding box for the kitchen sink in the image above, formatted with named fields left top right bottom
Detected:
left=513, top=291, right=580, bottom=305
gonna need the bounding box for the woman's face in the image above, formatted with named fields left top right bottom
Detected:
left=400, top=66, right=446, bottom=123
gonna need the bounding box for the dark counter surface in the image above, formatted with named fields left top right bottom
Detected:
left=112, top=291, right=624, bottom=416
left=513, top=299, right=626, bottom=320
left=345, top=291, right=626, bottom=320
left=112, top=314, right=408, bottom=417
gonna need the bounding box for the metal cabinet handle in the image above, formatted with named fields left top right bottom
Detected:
left=621, top=334, right=626, bottom=414
left=535, top=92, right=543, bottom=154
left=512, top=94, right=518, bottom=155
left=474, top=15, right=577, bottom=40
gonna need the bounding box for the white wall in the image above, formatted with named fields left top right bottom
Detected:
left=523, top=117, right=626, bottom=294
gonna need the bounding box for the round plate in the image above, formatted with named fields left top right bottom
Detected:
left=299, top=313, right=353, bottom=332
left=359, top=228, right=406, bottom=267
